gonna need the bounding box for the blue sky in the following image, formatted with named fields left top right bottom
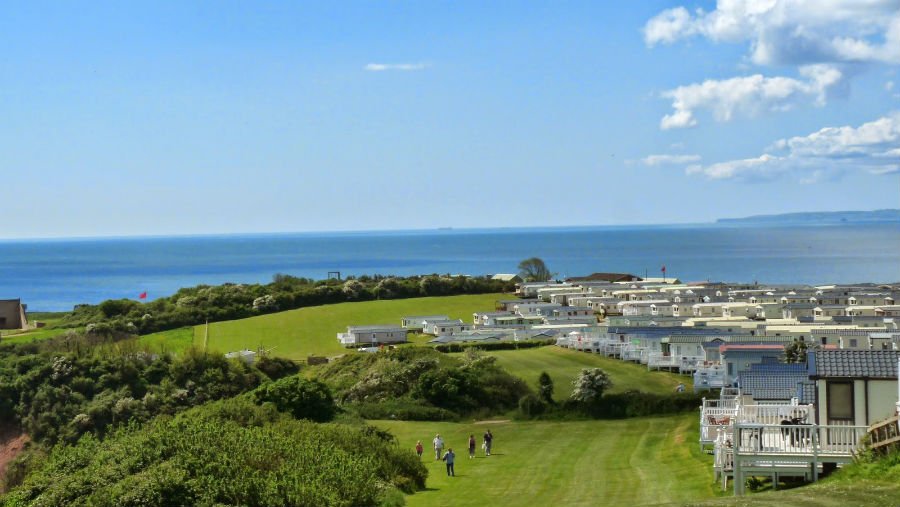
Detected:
left=2, top=1, right=899, bottom=238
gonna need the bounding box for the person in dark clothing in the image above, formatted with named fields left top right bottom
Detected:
left=468, top=434, right=476, bottom=459
left=483, top=430, right=493, bottom=456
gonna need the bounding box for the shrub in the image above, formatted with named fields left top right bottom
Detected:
left=570, top=368, right=612, bottom=404
left=518, top=393, right=546, bottom=417
left=255, top=356, right=300, bottom=380
left=354, top=401, right=456, bottom=421
left=254, top=376, right=337, bottom=422
left=538, top=371, right=554, bottom=404
left=1, top=399, right=427, bottom=507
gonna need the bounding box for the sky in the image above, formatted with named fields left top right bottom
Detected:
left=2, top=0, right=899, bottom=239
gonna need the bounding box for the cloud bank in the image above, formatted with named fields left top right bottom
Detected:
left=644, top=0, right=900, bottom=66
left=660, top=65, right=842, bottom=129
left=685, top=112, right=900, bottom=181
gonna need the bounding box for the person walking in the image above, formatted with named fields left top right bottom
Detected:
left=415, top=440, right=424, bottom=459
left=432, top=434, right=444, bottom=460
left=442, top=448, right=456, bottom=476
left=483, top=430, right=493, bottom=456
left=468, top=434, right=476, bottom=459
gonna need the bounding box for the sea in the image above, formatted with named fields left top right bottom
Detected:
left=2, top=223, right=899, bottom=312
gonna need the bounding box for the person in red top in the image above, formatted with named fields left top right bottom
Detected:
left=468, top=434, right=476, bottom=459
left=415, top=440, right=424, bottom=459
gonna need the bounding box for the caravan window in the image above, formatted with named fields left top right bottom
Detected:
left=826, top=382, right=853, bottom=423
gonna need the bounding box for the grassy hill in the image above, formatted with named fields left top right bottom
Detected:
left=136, top=295, right=693, bottom=399
left=138, top=293, right=507, bottom=359
left=376, top=414, right=720, bottom=506
left=480, top=346, right=691, bottom=398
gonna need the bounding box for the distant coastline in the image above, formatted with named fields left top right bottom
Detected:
left=717, top=209, right=900, bottom=226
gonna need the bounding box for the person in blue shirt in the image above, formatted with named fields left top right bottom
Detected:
left=442, top=448, right=456, bottom=476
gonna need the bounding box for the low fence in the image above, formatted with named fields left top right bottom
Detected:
left=869, top=414, right=900, bottom=452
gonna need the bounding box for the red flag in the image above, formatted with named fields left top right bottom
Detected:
left=139, top=291, right=147, bottom=300
left=661, top=265, right=666, bottom=273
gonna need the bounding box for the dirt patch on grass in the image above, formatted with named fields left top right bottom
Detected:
left=0, top=425, right=29, bottom=490
left=473, top=419, right=511, bottom=425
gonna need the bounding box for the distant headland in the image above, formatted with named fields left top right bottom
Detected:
left=717, top=209, right=900, bottom=226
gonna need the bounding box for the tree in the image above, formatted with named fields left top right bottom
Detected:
left=518, top=257, right=552, bottom=282
left=784, top=339, right=810, bottom=363
left=570, top=368, right=612, bottom=403
left=254, top=376, right=336, bottom=422
left=538, top=371, right=554, bottom=404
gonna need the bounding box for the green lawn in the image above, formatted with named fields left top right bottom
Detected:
left=0, top=313, right=75, bottom=344
left=683, top=448, right=900, bottom=507
left=683, top=480, right=900, bottom=507
left=376, top=415, right=719, bottom=507
left=138, top=293, right=508, bottom=359
left=481, top=346, right=691, bottom=398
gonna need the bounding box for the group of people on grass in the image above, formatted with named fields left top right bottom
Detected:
left=414, top=430, right=494, bottom=476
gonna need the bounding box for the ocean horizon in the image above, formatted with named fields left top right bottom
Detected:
left=2, top=222, right=899, bottom=312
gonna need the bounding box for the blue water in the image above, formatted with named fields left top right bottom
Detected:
left=1, top=224, right=899, bottom=311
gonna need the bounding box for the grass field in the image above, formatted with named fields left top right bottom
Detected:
left=0, top=313, right=72, bottom=344
left=684, top=480, right=900, bottom=507
left=376, top=415, right=720, bottom=507
left=138, top=293, right=507, bottom=359
left=480, top=346, right=691, bottom=398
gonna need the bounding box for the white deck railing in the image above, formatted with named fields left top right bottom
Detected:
left=647, top=352, right=679, bottom=369
left=622, top=345, right=645, bottom=362
left=337, top=333, right=355, bottom=345
left=602, top=341, right=626, bottom=358
left=694, top=372, right=726, bottom=390
left=731, top=423, right=868, bottom=456
left=647, top=353, right=705, bottom=372
left=736, top=404, right=813, bottom=426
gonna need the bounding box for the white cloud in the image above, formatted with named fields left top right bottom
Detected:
left=640, top=154, right=701, bottom=166
left=686, top=112, right=900, bottom=180
left=644, top=1, right=900, bottom=66
left=659, top=65, right=842, bottom=129
left=887, top=81, right=896, bottom=91
left=364, top=63, right=429, bottom=72
left=686, top=154, right=782, bottom=180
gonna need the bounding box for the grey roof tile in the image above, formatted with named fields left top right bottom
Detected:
left=811, top=350, right=900, bottom=378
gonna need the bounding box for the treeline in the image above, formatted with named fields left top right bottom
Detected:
left=2, top=398, right=425, bottom=507
left=59, top=273, right=514, bottom=335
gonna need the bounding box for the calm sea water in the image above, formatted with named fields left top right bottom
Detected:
left=2, top=224, right=899, bottom=311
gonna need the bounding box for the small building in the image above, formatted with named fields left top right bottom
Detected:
left=401, top=315, right=450, bottom=330
left=491, top=273, right=523, bottom=284
left=422, top=319, right=472, bottom=336
left=495, top=299, right=527, bottom=311
left=224, top=349, right=257, bottom=365
left=338, top=325, right=408, bottom=347
left=514, top=302, right=562, bottom=316
left=0, top=299, right=27, bottom=330
left=474, top=311, right=515, bottom=326
left=809, top=349, right=900, bottom=426
left=720, top=344, right=786, bottom=387
left=737, top=362, right=808, bottom=402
